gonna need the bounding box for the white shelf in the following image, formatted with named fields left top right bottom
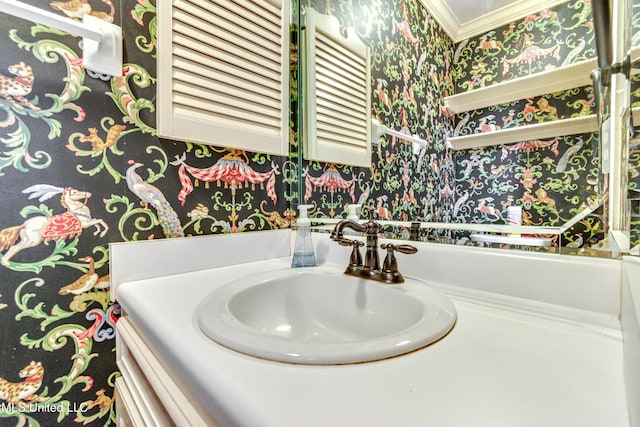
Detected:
left=0, top=0, right=123, bottom=76
left=444, top=59, right=597, bottom=114
left=443, top=47, right=640, bottom=150
left=445, top=105, right=640, bottom=151
left=446, top=114, right=598, bottom=150
left=443, top=59, right=599, bottom=150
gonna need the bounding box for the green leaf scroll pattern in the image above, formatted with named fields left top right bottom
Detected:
left=179, top=195, right=293, bottom=236
left=107, top=63, right=156, bottom=136
left=131, top=0, right=157, bottom=58
left=9, top=33, right=88, bottom=124
left=104, top=194, right=162, bottom=241
left=0, top=32, right=89, bottom=175
left=281, top=158, right=299, bottom=204
left=142, top=144, right=170, bottom=184
left=6, top=279, right=117, bottom=426
left=73, top=371, right=119, bottom=425
left=455, top=2, right=595, bottom=85
left=0, top=117, right=51, bottom=175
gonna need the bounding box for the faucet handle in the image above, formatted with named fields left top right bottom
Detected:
left=393, top=244, right=418, bottom=255
left=333, top=236, right=356, bottom=246
left=380, top=243, right=417, bottom=279
left=347, top=239, right=365, bottom=267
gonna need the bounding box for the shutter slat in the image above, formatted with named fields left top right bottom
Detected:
left=316, top=32, right=366, bottom=71
left=172, top=44, right=280, bottom=90
left=317, top=126, right=369, bottom=147
left=315, top=131, right=367, bottom=148
left=303, top=10, right=371, bottom=166
left=317, top=105, right=368, bottom=132
left=174, top=94, right=281, bottom=130
left=173, top=73, right=281, bottom=111
left=173, top=6, right=281, bottom=62
left=221, top=0, right=281, bottom=32
left=316, top=97, right=367, bottom=119
left=172, top=23, right=281, bottom=75
left=172, top=65, right=279, bottom=102
left=316, top=58, right=367, bottom=89
left=316, top=73, right=368, bottom=104
left=157, top=0, right=288, bottom=155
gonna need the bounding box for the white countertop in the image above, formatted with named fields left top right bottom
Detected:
left=117, top=257, right=628, bottom=427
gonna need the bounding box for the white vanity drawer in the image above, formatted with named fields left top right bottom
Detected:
left=116, top=317, right=218, bottom=426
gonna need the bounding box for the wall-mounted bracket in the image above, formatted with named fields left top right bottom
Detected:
left=0, top=0, right=123, bottom=77
left=81, top=14, right=122, bottom=77
left=371, top=118, right=428, bottom=156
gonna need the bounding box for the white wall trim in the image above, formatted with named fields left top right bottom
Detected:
left=622, top=256, right=640, bottom=427
left=421, top=0, right=571, bottom=42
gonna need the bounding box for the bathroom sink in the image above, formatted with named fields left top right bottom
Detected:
left=195, top=266, right=457, bottom=364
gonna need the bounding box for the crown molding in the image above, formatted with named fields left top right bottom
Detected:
left=420, top=0, right=571, bottom=42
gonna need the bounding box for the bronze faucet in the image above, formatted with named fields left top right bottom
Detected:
left=330, top=219, right=417, bottom=284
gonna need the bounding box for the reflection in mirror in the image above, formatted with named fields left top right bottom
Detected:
left=302, top=9, right=372, bottom=167
left=296, top=0, right=640, bottom=257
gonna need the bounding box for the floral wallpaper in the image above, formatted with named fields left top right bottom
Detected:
left=628, top=1, right=640, bottom=247
left=299, top=0, right=612, bottom=248
left=0, top=0, right=637, bottom=425
left=300, top=0, right=455, bottom=224
left=450, top=0, right=602, bottom=247
left=0, top=0, right=292, bottom=424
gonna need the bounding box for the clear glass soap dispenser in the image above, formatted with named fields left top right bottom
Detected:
left=291, top=204, right=317, bottom=268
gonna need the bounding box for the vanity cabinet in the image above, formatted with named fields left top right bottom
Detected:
left=110, top=231, right=631, bottom=427
left=110, top=231, right=293, bottom=426
left=115, top=316, right=220, bottom=426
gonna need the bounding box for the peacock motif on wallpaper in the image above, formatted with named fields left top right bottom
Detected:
left=125, top=160, right=184, bottom=238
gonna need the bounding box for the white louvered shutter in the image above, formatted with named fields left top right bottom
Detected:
left=303, top=9, right=371, bottom=167
left=157, top=0, right=289, bottom=155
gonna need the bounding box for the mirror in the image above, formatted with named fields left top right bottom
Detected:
left=302, top=9, right=372, bottom=167
left=295, top=0, right=640, bottom=256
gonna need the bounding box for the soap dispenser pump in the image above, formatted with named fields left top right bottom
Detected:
left=344, top=204, right=361, bottom=236
left=291, top=204, right=316, bottom=268
left=346, top=204, right=361, bottom=221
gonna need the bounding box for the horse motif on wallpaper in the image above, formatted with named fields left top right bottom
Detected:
left=0, top=185, right=109, bottom=266
left=474, top=197, right=504, bottom=220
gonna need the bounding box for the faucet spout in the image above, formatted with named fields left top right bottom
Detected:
left=330, top=219, right=367, bottom=240
left=331, top=218, right=417, bottom=284
left=331, top=219, right=381, bottom=271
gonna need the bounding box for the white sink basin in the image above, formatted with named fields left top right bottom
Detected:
left=196, top=266, right=457, bottom=364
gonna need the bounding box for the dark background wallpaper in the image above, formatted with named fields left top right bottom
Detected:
left=0, top=0, right=637, bottom=425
